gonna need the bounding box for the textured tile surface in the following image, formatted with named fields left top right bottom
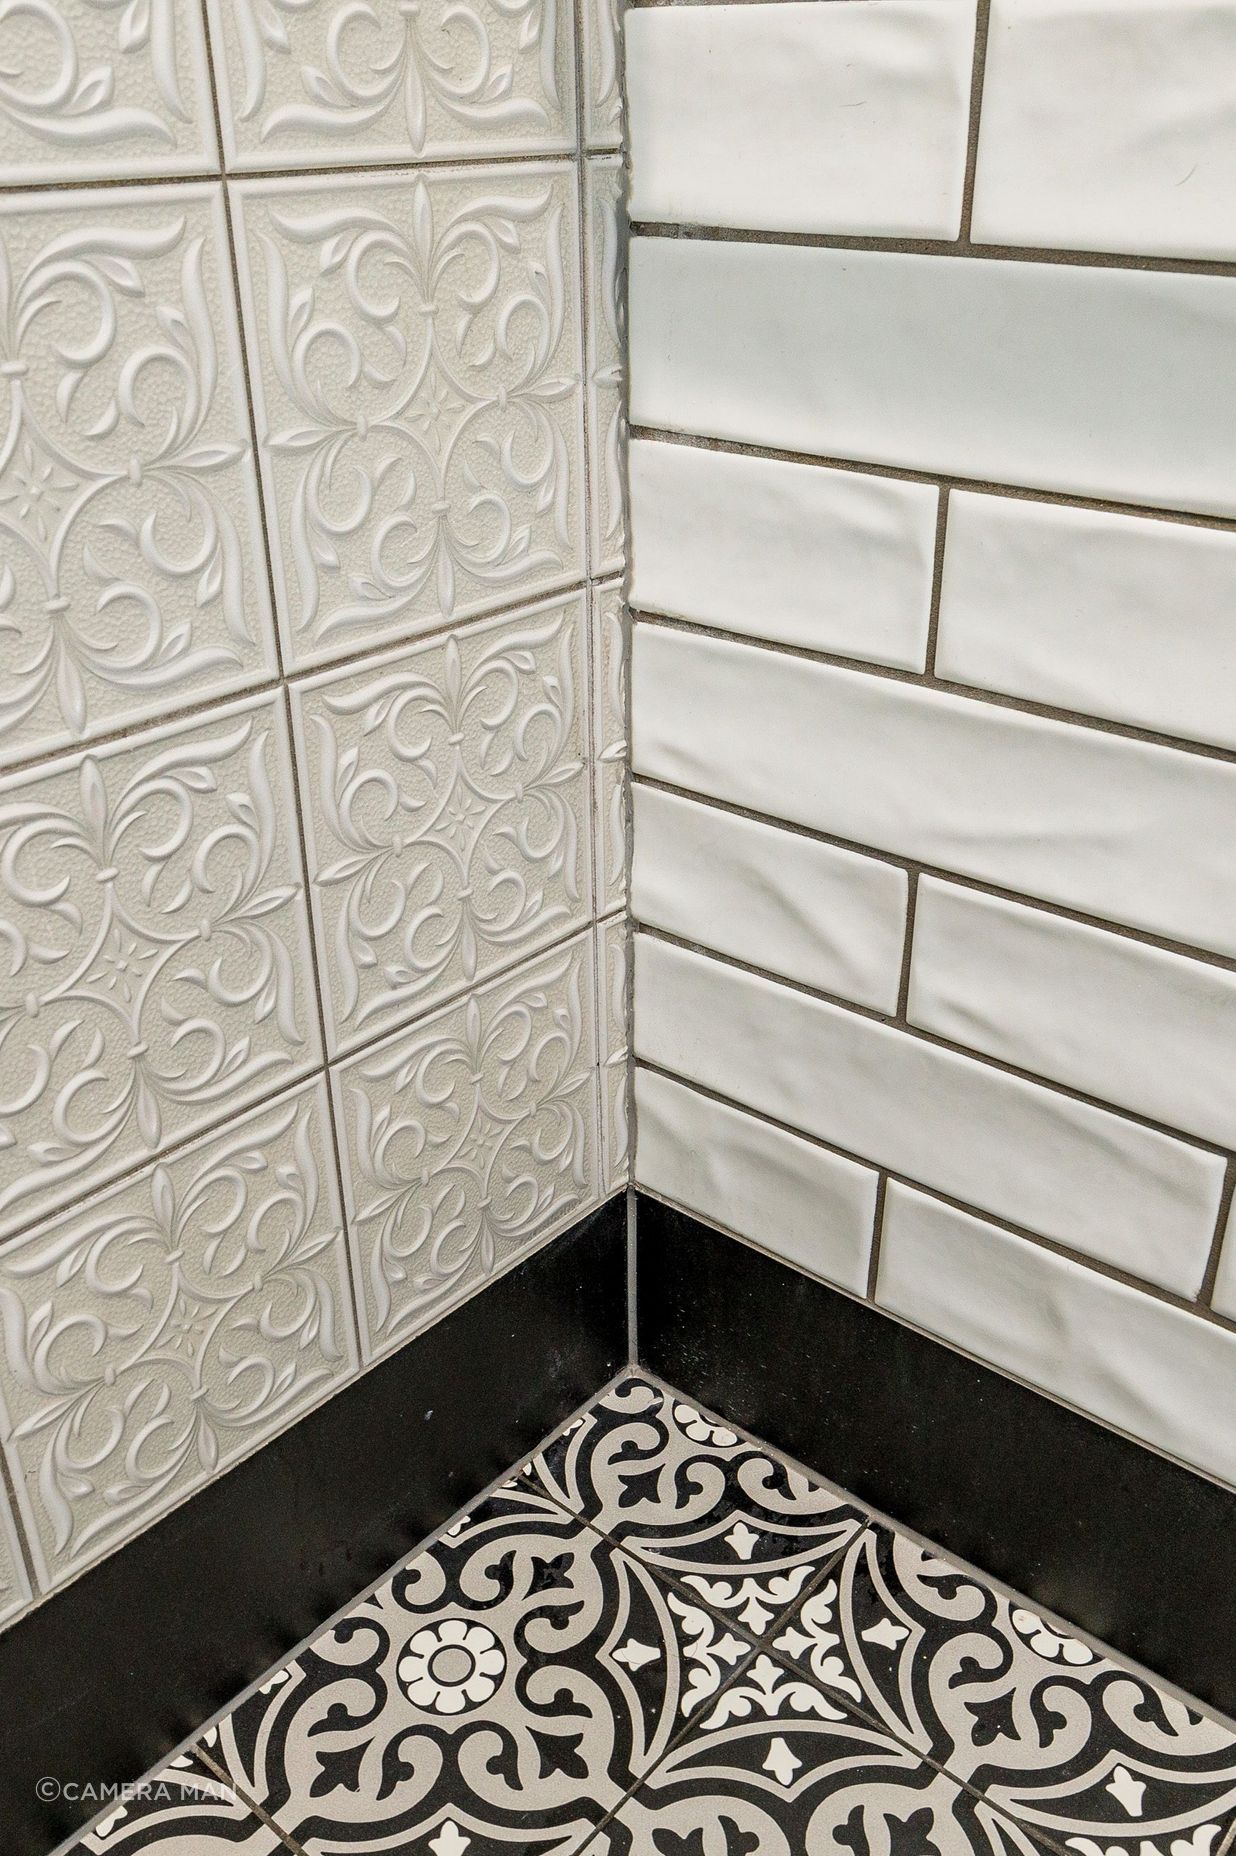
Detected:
left=71, top=1749, right=278, bottom=1854
left=332, top=932, right=599, bottom=1362
left=626, top=0, right=976, bottom=237
left=0, top=693, right=318, bottom=1240
left=232, top=166, right=586, bottom=671
left=628, top=437, right=938, bottom=668
left=205, top=0, right=576, bottom=168
left=629, top=238, right=1236, bottom=518
left=0, top=1080, right=356, bottom=1589
left=598, top=912, right=629, bottom=1193
left=635, top=1067, right=878, bottom=1297
left=593, top=583, right=627, bottom=916
left=972, top=0, right=1236, bottom=259
left=0, top=184, right=274, bottom=769
left=586, top=156, right=626, bottom=578
left=291, top=595, right=591, bottom=1053
left=632, top=783, right=908, bottom=1013
left=584, top=0, right=623, bottom=147
left=878, top=1181, right=1236, bottom=1490
left=0, top=1493, right=32, bottom=1628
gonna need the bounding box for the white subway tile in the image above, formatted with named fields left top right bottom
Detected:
left=625, top=1, right=975, bottom=238
left=1213, top=1200, right=1236, bottom=1323
left=635, top=1068, right=876, bottom=1296
left=629, top=237, right=1236, bottom=519
left=632, top=624, right=1236, bottom=962
left=937, top=493, right=1236, bottom=749
left=632, top=785, right=907, bottom=1012
left=628, top=440, right=937, bottom=670
left=877, top=1182, right=1236, bottom=1490
left=910, top=879, right=1236, bottom=1149
left=972, top=0, right=1236, bottom=260
left=634, top=936, right=1224, bottom=1296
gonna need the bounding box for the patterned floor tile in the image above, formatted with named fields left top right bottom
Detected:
left=768, top=1523, right=1236, bottom=1856
left=581, top=1650, right=1051, bottom=1856
left=200, top=1484, right=753, bottom=1852
left=72, top=1748, right=278, bottom=1853
left=514, top=1375, right=867, bottom=1638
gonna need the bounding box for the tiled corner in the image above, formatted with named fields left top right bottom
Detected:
left=0, top=183, right=275, bottom=770
left=331, top=930, right=600, bottom=1362
left=597, top=911, right=628, bottom=1191
left=0, top=0, right=220, bottom=185
left=204, top=0, right=577, bottom=169
left=0, top=692, right=319, bottom=1241
left=592, top=581, right=626, bottom=916
left=290, top=594, right=592, bottom=1054
left=230, top=165, right=587, bottom=672
left=0, top=1487, right=32, bottom=1628
left=585, top=155, right=626, bottom=578
left=583, top=0, right=623, bottom=149
left=70, top=1746, right=279, bottom=1854
left=0, top=1079, right=357, bottom=1591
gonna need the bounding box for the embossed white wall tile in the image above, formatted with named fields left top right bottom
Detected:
left=0, top=1495, right=32, bottom=1626
left=878, top=1182, right=1236, bottom=1490
left=628, top=238, right=1236, bottom=519
left=593, top=583, right=627, bottom=915
left=0, top=184, right=275, bottom=770
left=332, top=933, right=599, bottom=1362
left=910, top=879, right=1236, bottom=1149
left=972, top=0, right=1236, bottom=260
left=628, top=439, right=936, bottom=669
left=625, top=1, right=975, bottom=238
left=632, top=625, right=1236, bottom=962
left=636, top=1067, right=876, bottom=1297
left=583, top=0, right=622, bottom=148
left=204, top=0, right=576, bottom=169
left=585, top=156, right=626, bottom=577
left=1212, top=1201, right=1236, bottom=1323
left=632, top=785, right=906, bottom=1013
left=937, top=493, right=1236, bottom=750
left=231, top=167, right=586, bottom=673
left=0, top=0, right=218, bottom=183
left=597, top=913, right=629, bottom=1191
left=0, top=1080, right=357, bottom=1589
left=634, top=936, right=1225, bottom=1296
left=0, top=694, right=319, bottom=1241
left=291, top=596, right=590, bottom=1056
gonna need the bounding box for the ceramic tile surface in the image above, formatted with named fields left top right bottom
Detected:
left=232, top=166, right=586, bottom=672
left=0, top=1079, right=356, bottom=1589
left=205, top=0, right=576, bottom=168
left=585, top=156, right=626, bottom=578
left=0, top=1490, right=32, bottom=1627
left=597, top=912, right=629, bottom=1192
left=291, top=596, right=591, bottom=1053
left=583, top=0, right=623, bottom=148
left=72, top=1748, right=279, bottom=1854
left=0, top=0, right=219, bottom=184
left=332, top=932, right=600, bottom=1362
left=0, top=184, right=275, bottom=770
left=593, top=583, right=627, bottom=916
left=972, top=0, right=1236, bottom=260
left=0, top=693, right=318, bottom=1241
left=625, top=0, right=976, bottom=237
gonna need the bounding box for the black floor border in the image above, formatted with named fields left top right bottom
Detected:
left=634, top=1193, right=1236, bottom=1721
left=2, top=1196, right=627, bottom=1856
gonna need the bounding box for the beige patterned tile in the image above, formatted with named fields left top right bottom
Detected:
left=0, top=1488, right=32, bottom=1625
left=585, top=156, right=625, bottom=577
left=592, top=581, right=626, bottom=916
left=597, top=912, right=627, bottom=1191
left=583, top=0, right=622, bottom=148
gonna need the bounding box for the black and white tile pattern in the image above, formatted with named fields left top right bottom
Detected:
left=67, top=1375, right=1236, bottom=1856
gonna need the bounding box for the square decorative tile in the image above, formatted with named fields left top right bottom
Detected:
left=516, top=1376, right=866, bottom=1637
left=0, top=184, right=275, bottom=770
left=0, top=693, right=319, bottom=1240
left=205, top=0, right=576, bottom=170
left=585, top=1650, right=1047, bottom=1856
left=202, top=1485, right=752, bottom=1851
left=585, top=157, right=626, bottom=577
left=231, top=165, right=586, bottom=672
left=71, top=1747, right=279, bottom=1853
left=0, top=1080, right=357, bottom=1589
left=331, top=931, right=600, bottom=1362
left=770, top=1523, right=1236, bottom=1856
left=0, top=0, right=219, bottom=184
left=0, top=1487, right=32, bottom=1626
left=583, top=0, right=622, bottom=148
left=592, top=582, right=626, bottom=916
left=596, top=913, right=628, bottom=1193
left=291, top=594, right=591, bottom=1055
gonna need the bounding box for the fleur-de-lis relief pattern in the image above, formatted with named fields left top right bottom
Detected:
left=593, top=580, right=626, bottom=913
left=333, top=933, right=598, bottom=1360
left=207, top=0, right=573, bottom=169
left=0, top=186, right=275, bottom=768
left=232, top=167, right=585, bottom=672
left=598, top=913, right=628, bottom=1191
left=0, top=693, right=318, bottom=1239
left=294, top=596, right=590, bottom=1051
left=585, top=156, right=625, bottom=574
left=0, top=1487, right=32, bottom=1625
left=0, top=1080, right=356, bottom=1586
left=0, top=0, right=218, bottom=182
left=582, top=0, right=621, bottom=148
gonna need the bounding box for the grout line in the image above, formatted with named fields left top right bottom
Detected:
left=633, top=772, right=1236, bottom=979
left=0, top=147, right=588, bottom=199
left=895, top=870, right=920, bottom=1024
left=0, top=1451, right=40, bottom=1603
left=1199, top=1157, right=1236, bottom=1307
left=865, top=1174, right=889, bottom=1303
left=922, top=484, right=951, bottom=679
left=957, top=0, right=992, bottom=245
left=633, top=1057, right=1236, bottom=1338
left=626, top=1184, right=639, bottom=1362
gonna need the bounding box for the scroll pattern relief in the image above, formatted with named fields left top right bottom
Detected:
left=585, top=156, right=625, bottom=576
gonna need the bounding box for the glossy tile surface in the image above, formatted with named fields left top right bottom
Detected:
left=598, top=913, right=630, bottom=1193
left=593, top=583, right=627, bottom=916
left=586, top=157, right=627, bottom=577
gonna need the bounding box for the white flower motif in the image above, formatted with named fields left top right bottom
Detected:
left=725, top=1521, right=761, bottom=1562
left=397, top=1618, right=506, bottom=1715
left=429, top=1822, right=473, bottom=1856
left=1010, top=1606, right=1095, bottom=1666
left=673, top=1403, right=738, bottom=1448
